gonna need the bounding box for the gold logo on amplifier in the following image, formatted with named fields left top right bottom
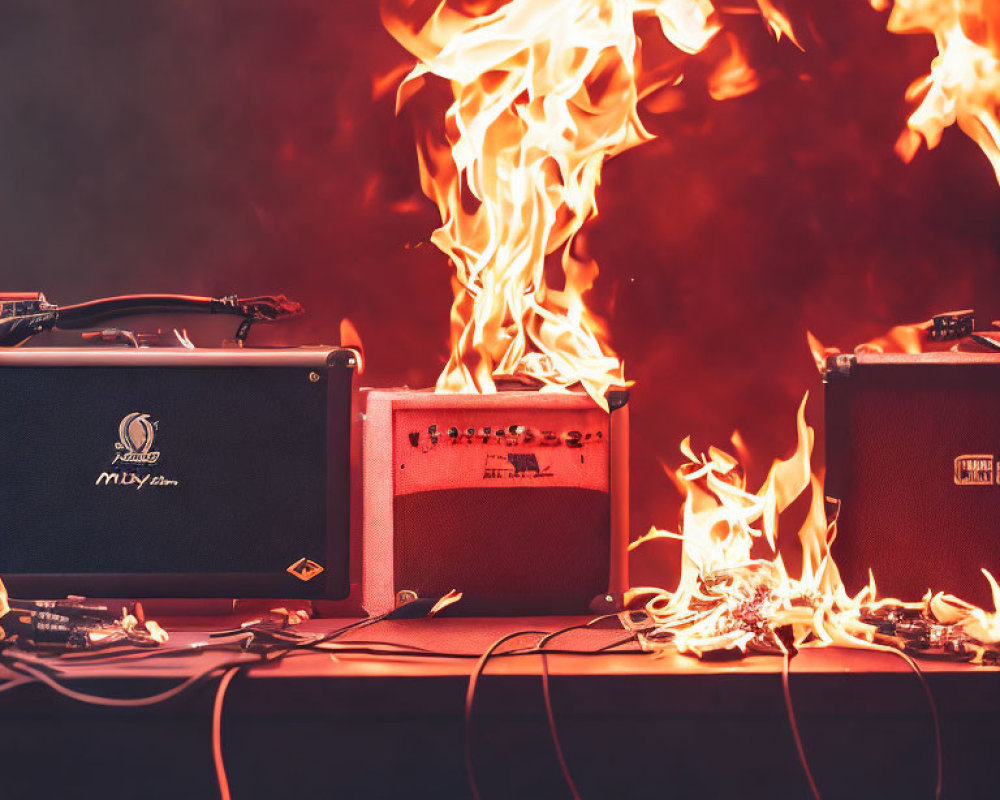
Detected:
left=114, top=412, right=160, bottom=465
left=95, top=411, right=179, bottom=490
left=954, top=454, right=995, bottom=485
left=287, top=558, right=325, bottom=581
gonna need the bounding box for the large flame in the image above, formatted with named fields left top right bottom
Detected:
left=878, top=0, right=1000, bottom=183
left=628, top=394, right=1000, bottom=662
left=382, top=0, right=798, bottom=404
left=383, top=0, right=1000, bottom=404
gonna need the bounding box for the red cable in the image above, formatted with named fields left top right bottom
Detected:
left=782, top=651, right=823, bottom=800
left=213, top=667, right=241, bottom=800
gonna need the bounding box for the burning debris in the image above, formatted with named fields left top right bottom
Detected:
left=626, top=395, right=1000, bottom=663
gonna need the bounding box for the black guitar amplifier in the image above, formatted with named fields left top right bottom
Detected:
left=0, top=347, right=355, bottom=599
left=826, top=352, right=1000, bottom=608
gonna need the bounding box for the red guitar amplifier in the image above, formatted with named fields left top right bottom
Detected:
left=826, top=352, right=1000, bottom=607
left=361, top=389, right=629, bottom=615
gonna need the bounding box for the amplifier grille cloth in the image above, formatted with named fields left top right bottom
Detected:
left=0, top=366, right=327, bottom=576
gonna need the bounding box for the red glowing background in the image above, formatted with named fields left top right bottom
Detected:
left=2, top=1, right=999, bottom=588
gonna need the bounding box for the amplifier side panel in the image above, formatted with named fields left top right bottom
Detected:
left=609, top=393, right=629, bottom=596
left=361, top=390, right=397, bottom=615
left=322, top=352, right=354, bottom=599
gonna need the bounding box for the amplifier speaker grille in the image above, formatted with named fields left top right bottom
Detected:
left=0, top=348, right=354, bottom=599
left=827, top=353, right=1000, bottom=608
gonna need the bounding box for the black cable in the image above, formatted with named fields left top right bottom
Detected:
left=780, top=644, right=945, bottom=800
left=309, top=639, right=433, bottom=653
left=55, top=294, right=226, bottom=327
left=883, top=648, right=944, bottom=800
left=2, top=617, right=638, bottom=800
left=461, top=618, right=630, bottom=800
left=535, top=615, right=630, bottom=800
left=3, top=612, right=638, bottom=800
left=33, top=638, right=253, bottom=666
left=465, top=630, right=548, bottom=800
left=537, top=624, right=638, bottom=800
left=263, top=614, right=389, bottom=662
left=1, top=651, right=260, bottom=708
left=2, top=610, right=948, bottom=800
left=536, top=621, right=613, bottom=800
left=0, top=636, right=643, bottom=680
left=302, top=642, right=641, bottom=660
left=54, top=294, right=301, bottom=327
left=597, top=633, right=639, bottom=651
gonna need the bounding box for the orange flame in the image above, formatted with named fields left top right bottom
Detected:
left=144, top=620, right=170, bottom=644
left=806, top=320, right=930, bottom=372
left=382, top=0, right=797, bottom=405
left=0, top=577, right=8, bottom=642
left=878, top=0, right=1000, bottom=182
left=630, top=394, right=1000, bottom=660
left=429, top=589, right=464, bottom=615
left=340, top=317, right=366, bottom=375
left=925, top=571, right=1000, bottom=657
left=629, top=395, right=860, bottom=656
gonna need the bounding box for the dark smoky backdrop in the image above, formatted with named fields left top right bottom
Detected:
left=2, top=1, right=998, bottom=589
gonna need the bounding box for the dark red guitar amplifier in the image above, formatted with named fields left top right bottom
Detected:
left=0, top=347, right=355, bottom=600
left=362, top=389, right=629, bottom=615
left=825, top=352, right=1000, bottom=607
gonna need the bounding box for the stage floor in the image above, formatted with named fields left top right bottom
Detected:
left=2, top=615, right=998, bottom=799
